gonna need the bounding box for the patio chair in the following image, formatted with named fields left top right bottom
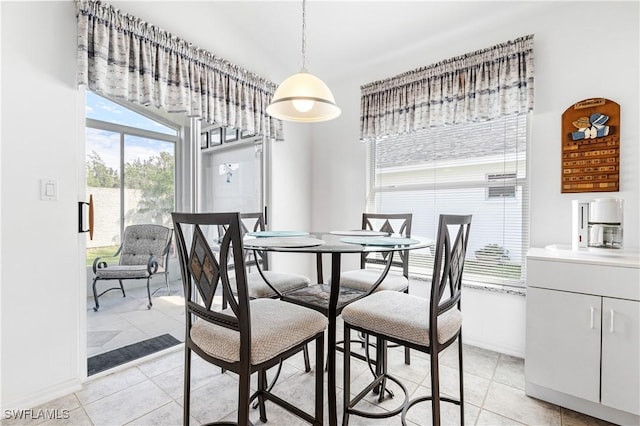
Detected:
left=91, top=224, right=172, bottom=311
left=172, top=212, right=326, bottom=425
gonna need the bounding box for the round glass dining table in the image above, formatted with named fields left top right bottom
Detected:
left=243, top=231, right=433, bottom=426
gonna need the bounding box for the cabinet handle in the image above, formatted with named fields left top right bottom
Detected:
left=609, top=309, right=615, bottom=333
left=590, top=306, right=595, bottom=329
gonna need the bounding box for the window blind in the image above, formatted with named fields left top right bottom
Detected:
left=367, top=113, right=529, bottom=287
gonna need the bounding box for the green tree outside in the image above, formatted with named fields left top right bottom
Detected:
left=86, top=150, right=175, bottom=225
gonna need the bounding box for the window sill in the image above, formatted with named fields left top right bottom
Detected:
left=462, top=281, right=526, bottom=296
left=409, top=275, right=526, bottom=297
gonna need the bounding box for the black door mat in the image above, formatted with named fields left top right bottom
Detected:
left=88, top=333, right=181, bottom=376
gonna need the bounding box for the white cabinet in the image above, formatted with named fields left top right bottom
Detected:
left=526, top=287, right=601, bottom=402
left=525, top=248, right=640, bottom=425
left=601, top=297, right=640, bottom=415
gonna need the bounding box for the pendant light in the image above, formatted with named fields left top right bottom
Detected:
left=266, top=0, right=341, bottom=122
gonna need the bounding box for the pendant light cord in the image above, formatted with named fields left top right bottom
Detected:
left=301, top=0, right=307, bottom=72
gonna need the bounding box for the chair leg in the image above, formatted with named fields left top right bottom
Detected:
left=303, top=343, right=311, bottom=372
left=146, top=278, right=152, bottom=309
left=238, top=368, right=251, bottom=426
left=257, top=369, right=268, bottom=423
left=118, top=279, right=126, bottom=297
left=92, top=278, right=100, bottom=312
left=165, top=272, right=170, bottom=295
left=430, top=344, right=442, bottom=426
left=315, top=333, right=324, bottom=426
left=342, top=324, right=351, bottom=426
left=376, top=338, right=389, bottom=403
left=458, top=333, right=465, bottom=425
left=404, top=287, right=411, bottom=365
left=183, top=347, right=191, bottom=426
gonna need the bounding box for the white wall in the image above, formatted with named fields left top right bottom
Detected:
left=1, top=1, right=84, bottom=409
left=309, top=2, right=639, bottom=356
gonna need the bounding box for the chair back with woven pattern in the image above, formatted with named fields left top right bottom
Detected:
left=361, top=213, right=413, bottom=275
left=119, top=224, right=172, bottom=269
left=172, top=213, right=252, bottom=358
left=429, top=214, right=472, bottom=346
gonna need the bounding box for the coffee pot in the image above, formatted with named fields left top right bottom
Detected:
left=572, top=198, right=623, bottom=250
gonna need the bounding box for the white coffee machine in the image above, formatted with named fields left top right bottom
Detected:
left=572, top=198, right=624, bottom=250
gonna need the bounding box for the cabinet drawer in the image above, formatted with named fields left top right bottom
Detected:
left=527, top=259, right=640, bottom=300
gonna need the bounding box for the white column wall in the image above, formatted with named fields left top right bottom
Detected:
left=1, top=1, right=83, bottom=409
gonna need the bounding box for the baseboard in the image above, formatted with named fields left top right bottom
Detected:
left=463, top=336, right=525, bottom=358
left=2, top=378, right=82, bottom=412
left=526, top=381, right=639, bottom=425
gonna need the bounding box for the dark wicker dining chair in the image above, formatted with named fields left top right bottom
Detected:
left=226, top=212, right=312, bottom=299
left=221, top=212, right=313, bottom=373
left=337, top=213, right=413, bottom=364
left=172, top=212, right=327, bottom=425
left=339, top=213, right=413, bottom=294
left=341, top=214, right=472, bottom=426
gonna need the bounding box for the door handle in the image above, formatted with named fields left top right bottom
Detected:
left=609, top=309, right=615, bottom=333
left=78, top=194, right=94, bottom=240
left=589, top=306, right=595, bottom=329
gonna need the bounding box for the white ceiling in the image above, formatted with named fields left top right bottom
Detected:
left=109, top=1, right=554, bottom=85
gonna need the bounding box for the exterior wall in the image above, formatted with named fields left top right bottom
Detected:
left=86, top=187, right=143, bottom=248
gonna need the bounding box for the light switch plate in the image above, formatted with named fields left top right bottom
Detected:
left=40, top=179, right=58, bottom=201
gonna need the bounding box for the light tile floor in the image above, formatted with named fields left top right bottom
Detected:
left=12, top=325, right=616, bottom=426
left=72, top=279, right=617, bottom=425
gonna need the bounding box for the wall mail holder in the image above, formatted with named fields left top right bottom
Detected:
left=561, top=98, right=620, bottom=193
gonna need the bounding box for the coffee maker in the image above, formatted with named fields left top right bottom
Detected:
left=572, top=198, right=624, bottom=250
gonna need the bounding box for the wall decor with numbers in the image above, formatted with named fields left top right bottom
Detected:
left=561, top=98, right=620, bottom=193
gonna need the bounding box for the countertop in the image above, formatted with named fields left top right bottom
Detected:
left=527, top=245, right=640, bottom=269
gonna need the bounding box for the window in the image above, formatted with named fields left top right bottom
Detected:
left=85, top=91, right=178, bottom=265
left=367, top=113, right=529, bottom=287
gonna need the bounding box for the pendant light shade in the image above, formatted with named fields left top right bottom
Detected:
left=267, top=0, right=341, bottom=123
left=267, top=72, right=341, bottom=122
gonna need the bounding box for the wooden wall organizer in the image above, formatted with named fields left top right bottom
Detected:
left=561, top=98, right=620, bottom=193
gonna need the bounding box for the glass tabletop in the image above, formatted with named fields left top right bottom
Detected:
left=243, top=231, right=433, bottom=253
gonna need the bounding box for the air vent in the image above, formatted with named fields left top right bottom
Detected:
left=487, top=173, right=516, bottom=199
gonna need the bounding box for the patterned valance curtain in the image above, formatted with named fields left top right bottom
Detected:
left=76, top=0, right=283, bottom=140
left=360, top=35, right=534, bottom=141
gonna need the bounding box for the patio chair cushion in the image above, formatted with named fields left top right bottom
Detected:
left=190, top=298, right=327, bottom=365
left=95, top=264, right=166, bottom=279
left=341, top=290, right=462, bottom=346
left=339, top=269, right=409, bottom=292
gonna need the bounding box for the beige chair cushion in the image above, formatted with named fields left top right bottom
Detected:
left=341, top=290, right=462, bottom=347
left=190, top=298, right=327, bottom=365
left=339, top=269, right=409, bottom=292
left=247, top=271, right=310, bottom=298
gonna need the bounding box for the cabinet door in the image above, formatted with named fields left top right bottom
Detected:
left=601, top=297, right=640, bottom=415
left=526, top=287, right=601, bottom=402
